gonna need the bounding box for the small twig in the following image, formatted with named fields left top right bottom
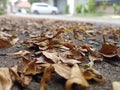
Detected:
left=103, top=35, right=106, bottom=44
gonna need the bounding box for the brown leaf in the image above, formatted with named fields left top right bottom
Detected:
left=59, top=54, right=81, bottom=65
left=40, top=64, right=54, bottom=90
left=88, top=54, right=103, bottom=61
left=66, top=64, right=89, bottom=90
left=10, top=65, right=18, bottom=81
left=34, top=22, right=41, bottom=29
left=117, top=48, right=120, bottom=58
left=21, top=56, right=37, bottom=75
left=83, top=68, right=106, bottom=83
left=99, top=43, right=117, bottom=57
left=10, top=64, right=32, bottom=88
left=82, top=45, right=103, bottom=61
left=9, top=68, right=27, bottom=88
left=73, top=30, right=83, bottom=41
left=21, top=74, right=32, bottom=87
left=0, top=31, right=18, bottom=48
left=0, top=68, right=13, bottom=90
left=53, top=64, right=71, bottom=79
left=42, top=51, right=59, bottom=63
left=8, top=50, right=30, bottom=56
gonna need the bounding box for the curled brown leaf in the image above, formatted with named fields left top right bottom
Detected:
left=66, top=64, right=89, bottom=90
left=83, top=68, right=106, bottom=83
left=99, top=43, right=117, bottom=58
left=53, top=64, right=71, bottom=79
left=0, top=68, right=13, bottom=90
left=40, top=64, right=54, bottom=90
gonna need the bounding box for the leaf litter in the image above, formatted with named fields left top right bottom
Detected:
left=0, top=17, right=120, bottom=90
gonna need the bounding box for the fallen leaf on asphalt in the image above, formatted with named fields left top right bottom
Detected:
left=45, top=31, right=54, bottom=39
left=40, top=64, right=54, bottom=90
left=99, top=43, right=117, bottom=58
left=10, top=64, right=33, bottom=88
left=82, top=44, right=103, bottom=61
left=21, top=74, right=32, bottom=87
left=53, top=64, right=71, bottom=79
left=21, top=56, right=37, bottom=75
left=59, top=52, right=81, bottom=65
left=83, top=68, right=106, bottom=83
left=73, top=30, right=83, bottom=41
left=117, top=48, right=120, bottom=58
left=0, top=31, right=19, bottom=48
left=88, top=54, right=103, bottom=61
left=42, top=51, right=59, bottom=63
left=112, top=81, right=120, bottom=90
left=0, top=68, right=13, bottom=90
left=66, top=64, right=89, bottom=90
left=33, top=22, right=41, bottom=29
left=8, top=50, right=30, bottom=56
left=10, top=65, right=18, bottom=81
left=9, top=67, right=27, bottom=88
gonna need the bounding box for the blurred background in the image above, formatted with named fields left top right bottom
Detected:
left=0, top=0, right=120, bottom=17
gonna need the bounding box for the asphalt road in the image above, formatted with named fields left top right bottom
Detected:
left=8, top=14, right=120, bottom=26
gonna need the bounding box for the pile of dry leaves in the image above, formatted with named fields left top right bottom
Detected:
left=0, top=17, right=120, bottom=90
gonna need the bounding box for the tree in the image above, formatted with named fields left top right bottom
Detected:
left=28, top=0, right=41, bottom=4
left=87, top=0, right=96, bottom=13
left=0, top=0, right=8, bottom=14
left=0, top=0, right=8, bottom=8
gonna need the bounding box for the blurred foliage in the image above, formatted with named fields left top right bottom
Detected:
left=101, top=0, right=107, bottom=10
left=87, top=0, right=96, bottom=13
left=76, top=4, right=83, bottom=13
left=28, top=0, right=41, bottom=4
left=0, top=7, right=5, bottom=15
left=0, top=0, right=7, bottom=14
left=113, top=3, right=119, bottom=14
left=76, top=0, right=96, bottom=14
left=65, top=5, right=69, bottom=14
left=76, top=4, right=89, bottom=14
left=0, top=0, right=7, bottom=8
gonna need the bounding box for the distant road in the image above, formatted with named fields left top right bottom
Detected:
left=7, top=14, right=120, bottom=26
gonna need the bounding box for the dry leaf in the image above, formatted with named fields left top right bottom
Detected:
left=82, top=45, right=103, bottom=61
left=40, top=64, right=54, bottom=90
left=42, top=51, right=59, bottom=63
left=88, top=54, right=103, bottom=61
left=0, top=31, right=18, bottom=48
left=83, top=68, right=106, bottom=83
left=99, top=43, right=117, bottom=58
left=66, top=64, right=89, bottom=90
left=34, top=22, right=41, bottom=29
left=53, top=64, right=71, bottom=79
left=10, top=64, right=33, bottom=88
left=112, top=81, right=120, bottom=90
left=21, top=74, right=32, bottom=87
left=9, top=68, right=27, bottom=88
left=0, top=68, right=13, bottom=90
left=73, top=30, right=83, bottom=41
left=10, top=65, right=18, bottom=81
left=21, top=56, right=37, bottom=75
left=59, top=54, right=81, bottom=65
left=8, top=50, right=30, bottom=56
left=117, top=48, right=120, bottom=58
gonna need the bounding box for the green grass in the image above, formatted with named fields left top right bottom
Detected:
left=73, top=12, right=120, bottom=20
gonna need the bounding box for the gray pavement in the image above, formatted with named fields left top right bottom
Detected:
left=7, top=14, right=120, bottom=25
